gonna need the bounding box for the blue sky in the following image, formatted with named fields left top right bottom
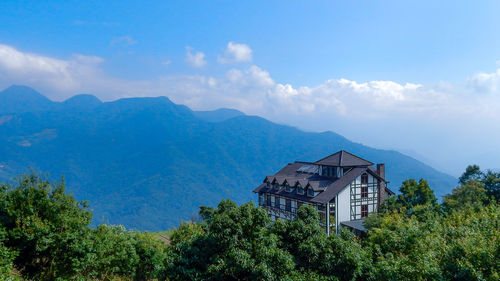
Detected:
left=1, top=0, right=500, bottom=175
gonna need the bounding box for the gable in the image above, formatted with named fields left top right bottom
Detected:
left=315, top=150, right=373, bottom=167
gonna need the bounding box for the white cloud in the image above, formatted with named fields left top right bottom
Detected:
left=110, top=36, right=137, bottom=46
left=468, top=69, right=500, bottom=93
left=1, top=42, right=500, bottom=172
left=0, top=44, right=104, bottom=92
left=162, top=60, right=171, bottom=67
left=185, top=46, right=206, bottom=68
left=217, top=42, right=252, bottom=64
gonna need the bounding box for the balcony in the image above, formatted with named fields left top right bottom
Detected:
left=262, top=203, right=298, bottom=220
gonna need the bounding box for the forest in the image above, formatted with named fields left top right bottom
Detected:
left=0, top=165, right=498, bottom=281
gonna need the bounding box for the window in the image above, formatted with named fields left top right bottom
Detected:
left=361, top=205, right=368, bottom=218
left=274, top=184, right=280, bottom=190
left=266, top=194, right=272, bottom=207
left=361, top=173, right=368, bottom=184
left=321, top=166, right=337, bottom=177
left=361, top=186, right=368, bottom=198
left=266, top=182, right=271, bottom=188
left=285, top=199, right=291, bottom=212
left=286, top=185, right=292, bottom=192
left=297, top=185, right=305, bottom=195
left=307, top=188, right=315, bottom=197
left=259, top=193, right=265, bottom=206
left=275, top=196, right=281, bottom=208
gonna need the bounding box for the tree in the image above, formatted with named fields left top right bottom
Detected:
left=272, top=205, right=367, bottom=280
left=89, top=225, right=139, bottom=279
left=0, top=226, right=17, bottom=281
left=442, top=181, right=489, bottom=213
left=365, top=209, right=444, bottom=280
left=398, top=179, right=437, bottom=208
left=271, top=205, right=326, bottom=270
left=440, top=204, right=500, bottom=281
left=167, top=200, right=295, bottom=281
left=458, top=165, right=500, bottom=201
left=0, top=173, right=94, bottom=280
left=459, top=165, right=483, bottom=185
left=482, top=170, right=500, bottom=201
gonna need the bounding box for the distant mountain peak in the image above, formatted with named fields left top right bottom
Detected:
left=1, top=84, right=48, bottom=97
left=0, top=85, right=54, bottom=114
left=64, top=94, right=102, bottom=109
left=194, top=108, right=245, bottom=123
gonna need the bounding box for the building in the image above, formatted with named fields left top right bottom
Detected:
left=253, top=150, right=394, bottom=235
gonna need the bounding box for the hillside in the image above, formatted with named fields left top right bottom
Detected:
left=0, top=85, right=457, bottom=230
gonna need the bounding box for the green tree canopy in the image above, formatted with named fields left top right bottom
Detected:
left=459, top=164, right=483, bottom=185
left=0, top=173, right=93, bottom=280
left=458, top=165, right=500, bottom=201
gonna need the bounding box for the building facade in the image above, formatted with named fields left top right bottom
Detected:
left=253, top=150, right=394, bottom=235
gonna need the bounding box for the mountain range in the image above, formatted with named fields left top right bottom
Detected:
left=0, top=85, right=457, bottom=230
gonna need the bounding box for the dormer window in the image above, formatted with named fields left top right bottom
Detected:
left=307, top=188, right=315, bottom=197
left=321, top=166, right=337, bottom=177
left=297, top=185, right=304, bottom=195
left=286, top=184, right=292, bottom=192
left=361, top=173, right=368, bottom=184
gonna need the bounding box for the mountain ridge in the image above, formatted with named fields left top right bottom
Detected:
left=0, top=85, right=457, bottom=230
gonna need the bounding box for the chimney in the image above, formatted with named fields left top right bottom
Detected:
left=376, top=163, right=386, bottom=205
left=376, top=163, right=385, bottom=180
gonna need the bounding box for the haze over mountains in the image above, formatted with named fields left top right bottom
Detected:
left=0, top=85, right=457, bottom=230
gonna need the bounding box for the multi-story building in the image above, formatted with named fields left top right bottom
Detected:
left=253, top=150, right=394, bottom=235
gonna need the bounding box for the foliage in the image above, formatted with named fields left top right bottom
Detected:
left=0, top=173, right=169, bottom=281
left=0, top=173, right=94, bottom=280
left=442, top=180, right=489, bottom=212
left=459, top=164, right=483, bottom=184
left=459, top=165, right=500, bottom=201
left=166, top=199, right=294, bottom=281
left=397, top=179, right=437, bottom=209
left=364, top=174, right=499, bottom=281
left=0, top=168, right=499, bottom=280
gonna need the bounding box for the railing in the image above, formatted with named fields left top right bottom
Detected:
left=262, top=204, right=298, bottom=215
left=264, top=203, right=297, bottom=213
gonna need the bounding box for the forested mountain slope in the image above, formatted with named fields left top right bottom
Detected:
left=0, top=85, right=457, bottom=230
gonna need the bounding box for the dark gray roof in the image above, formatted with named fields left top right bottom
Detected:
left=276, top=162, right=307, bottom=175
left=315, top=150, right=373, bottom=167
left=253, top=183, right=267, bottom=193
left=340, top=219, right=367, bottom=232
left=260, top=162, right=332, bottom=192
left=310, top=167, right=366, bottom=203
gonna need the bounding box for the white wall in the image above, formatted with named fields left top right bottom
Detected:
left=336, top=184, right=350, bottom=229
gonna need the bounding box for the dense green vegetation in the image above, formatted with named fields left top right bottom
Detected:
left=0, top=166, right=498, bottom=280
left=0, top=85, right=457, bottom=230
